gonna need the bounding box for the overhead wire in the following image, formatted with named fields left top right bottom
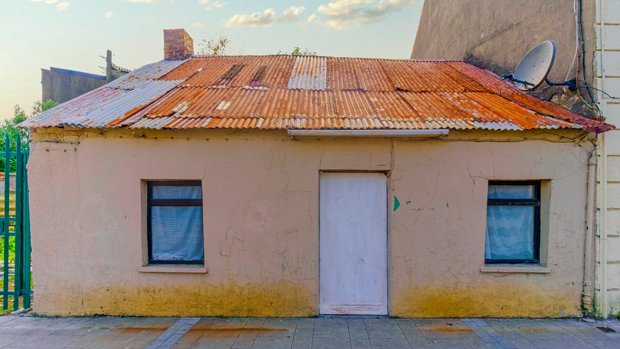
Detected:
left=576, top=0, right=601, bottom=113
left=565, top=0, right=580, bottom=81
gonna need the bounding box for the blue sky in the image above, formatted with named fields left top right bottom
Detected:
left=0, top=0, right=423, bottom=119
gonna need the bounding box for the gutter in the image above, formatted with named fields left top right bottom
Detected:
left=287, top=129, right=449, bottom=138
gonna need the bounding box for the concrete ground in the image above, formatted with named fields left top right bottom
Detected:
left=0, top=314, right=618, bottom=349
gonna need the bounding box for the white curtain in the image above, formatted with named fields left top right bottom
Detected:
left=485, top=205, right=534, bottom=260
left=150, top=184, right=203, bottom=262
left=485, top=183, right=536, bottom=261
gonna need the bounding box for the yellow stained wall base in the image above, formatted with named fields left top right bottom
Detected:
left=392, top=284, right=581, bottom=318
left=33, top=281, right=316, bottom=317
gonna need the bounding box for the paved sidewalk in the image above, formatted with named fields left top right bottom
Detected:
left=0, top=314, right=618, bottom=349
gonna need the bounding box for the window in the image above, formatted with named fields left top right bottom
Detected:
left=485, top=182, right=540, bottom=264
left=147, top=181, right=204, bottom=264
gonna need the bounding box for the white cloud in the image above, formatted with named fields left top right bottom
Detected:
left=224, top=8, right=276, bottom=28
left=282, top=6, right=305, bottom=21
left=199, top=0, right=224, bottom=10
left=307, top=13, right=319, bottom=23
left=192, top=21, right=207, bottom=28
left=105, top=10, right=113, bottom=18
left=55, top=1, right=70, bottom=11
left=313, top=0, right=416, bottom=30
left=31, top=0, right=71, bottom=12
left=224, top=6, right=306, bottom=28
left=126, top=0, right=155, bottom=3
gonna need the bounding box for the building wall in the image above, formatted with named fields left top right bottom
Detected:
left=411, top=0, right=596, bottom=82
left=28, top=128, right=593, bottom=317
left=595, top=0, right=620, bottom=318
left=411, top=0, right=598, bottom=117
left=41, top=69, right=106, bottom=104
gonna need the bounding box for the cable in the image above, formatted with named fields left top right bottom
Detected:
left=565, top=0, right=580, bottom=81
left=577, top=85, right=620, bottom=100
left=577, top=0, right=601, bottom=113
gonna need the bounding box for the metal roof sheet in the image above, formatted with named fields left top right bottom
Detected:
left=21, top=55, right=613, bottom=133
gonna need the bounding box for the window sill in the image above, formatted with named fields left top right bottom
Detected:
left=480, top=265, right=551, bottom=274
left=139, top=265, right=207, bottom=274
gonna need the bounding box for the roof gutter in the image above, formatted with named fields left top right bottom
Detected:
left=287, top=129, right=449, bottom=138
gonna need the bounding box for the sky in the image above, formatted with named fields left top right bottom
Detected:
left=0, top=0, right=423, bottom=120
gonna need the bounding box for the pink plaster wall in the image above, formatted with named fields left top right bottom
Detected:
left=27, top=128, right=593, bottom=317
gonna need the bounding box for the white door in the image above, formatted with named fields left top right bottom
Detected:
left=319, top=172, right=388, bottom=315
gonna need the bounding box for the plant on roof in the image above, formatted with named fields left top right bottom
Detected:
left=290, top=47, right=316, bottom=56
left=198, top=35, right=230, bottom=56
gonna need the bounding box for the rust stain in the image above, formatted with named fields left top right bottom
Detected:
left=22, top=55, right=613, bottom=133
left=420, top=324, right=473, bottom=333
left=392, top=283, right=580, bottom=318
left=115, top=327, right=167, bottom=334
left=520, top=327, right=546, bottom=333
left=33, top=281, right=316, bottom=317
left=116, top=326, right=286, bottom=337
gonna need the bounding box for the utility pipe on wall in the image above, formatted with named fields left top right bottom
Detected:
left=583, top=147, right=597, bottom=313
left=287, top=129, right=450, bottom=138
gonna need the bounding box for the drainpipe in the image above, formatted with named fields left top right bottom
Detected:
left=597, top=0, right=609, bottom=319
left=583, top=146, right=597, bottom=314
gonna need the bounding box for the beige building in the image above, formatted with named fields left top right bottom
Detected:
left=22, top=29, right=612, bottom=318
left=412, top=0, right=620, bottom=319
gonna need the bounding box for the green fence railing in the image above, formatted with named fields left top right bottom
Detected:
left=0, top=134, right=31, bottom=312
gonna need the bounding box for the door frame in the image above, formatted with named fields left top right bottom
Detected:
left=317, top=170, right=390, bottom=315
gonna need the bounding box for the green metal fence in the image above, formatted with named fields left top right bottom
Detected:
left=0, top=134, right=31, bottom=312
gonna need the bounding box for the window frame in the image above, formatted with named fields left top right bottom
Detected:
left=485, top=180, right=541, bottom=265
left=147, top=180, right=204, bottom=265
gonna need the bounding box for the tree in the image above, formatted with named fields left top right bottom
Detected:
left=0, top=100, right=58, bottom=172
left=198, top=35, right=231, bottom=56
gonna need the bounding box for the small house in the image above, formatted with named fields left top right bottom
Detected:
left=21, top=29, right=613, bottom=317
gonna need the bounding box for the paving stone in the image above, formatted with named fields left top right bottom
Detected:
left=313, top=318, right=348, bottom=330
left=312, top=327, right=349, bottom=338
left=347, top=318, right=366, bottom=330
left=190, top=335, right=239, bottom=349
left=0, top=315, right=619, bottom=349
left=251, top=335, right=293, bottom=349
left=401, top=328, right=430, bottom=347
left=531, top=338, right=598, bottom=349
left=348, top=329, right=370, bottom=339
left=369, top=337, right=411, bottom=349
left=588, top=339, right=620, bottom=349
left=296, top=318, right=315, bottom=329
left=350, top=336, right=372, bottom=349
left=292, top=329, right=313, bottom=349
left=395, top=319, right=420, bottom=329
left=425, top=338, right=474, bottom=349
left=172, top=330, right=203, bottom=349
left=367, top=326, right=405, bottom=339
left=311, top=336, right=351, bottom=349
left=0, top=334, right=27, bottom=348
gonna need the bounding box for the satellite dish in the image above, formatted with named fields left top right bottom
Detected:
left=511, top=40, right=556, bottom=91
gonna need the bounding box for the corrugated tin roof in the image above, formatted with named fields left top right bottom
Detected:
left=21, top=55, right=613, bottom=133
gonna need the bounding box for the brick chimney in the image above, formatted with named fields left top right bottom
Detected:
left=164, top=29, right=194, bottom=60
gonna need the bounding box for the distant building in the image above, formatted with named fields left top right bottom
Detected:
left=41, top=50, right=130, bottom=104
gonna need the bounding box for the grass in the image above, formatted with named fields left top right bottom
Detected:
left=0, top=236, right=25, bottom=314
left=0, top=237, right=16, bottom=266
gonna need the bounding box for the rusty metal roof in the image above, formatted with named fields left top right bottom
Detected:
left=21, top=55, right=613, bottom=133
